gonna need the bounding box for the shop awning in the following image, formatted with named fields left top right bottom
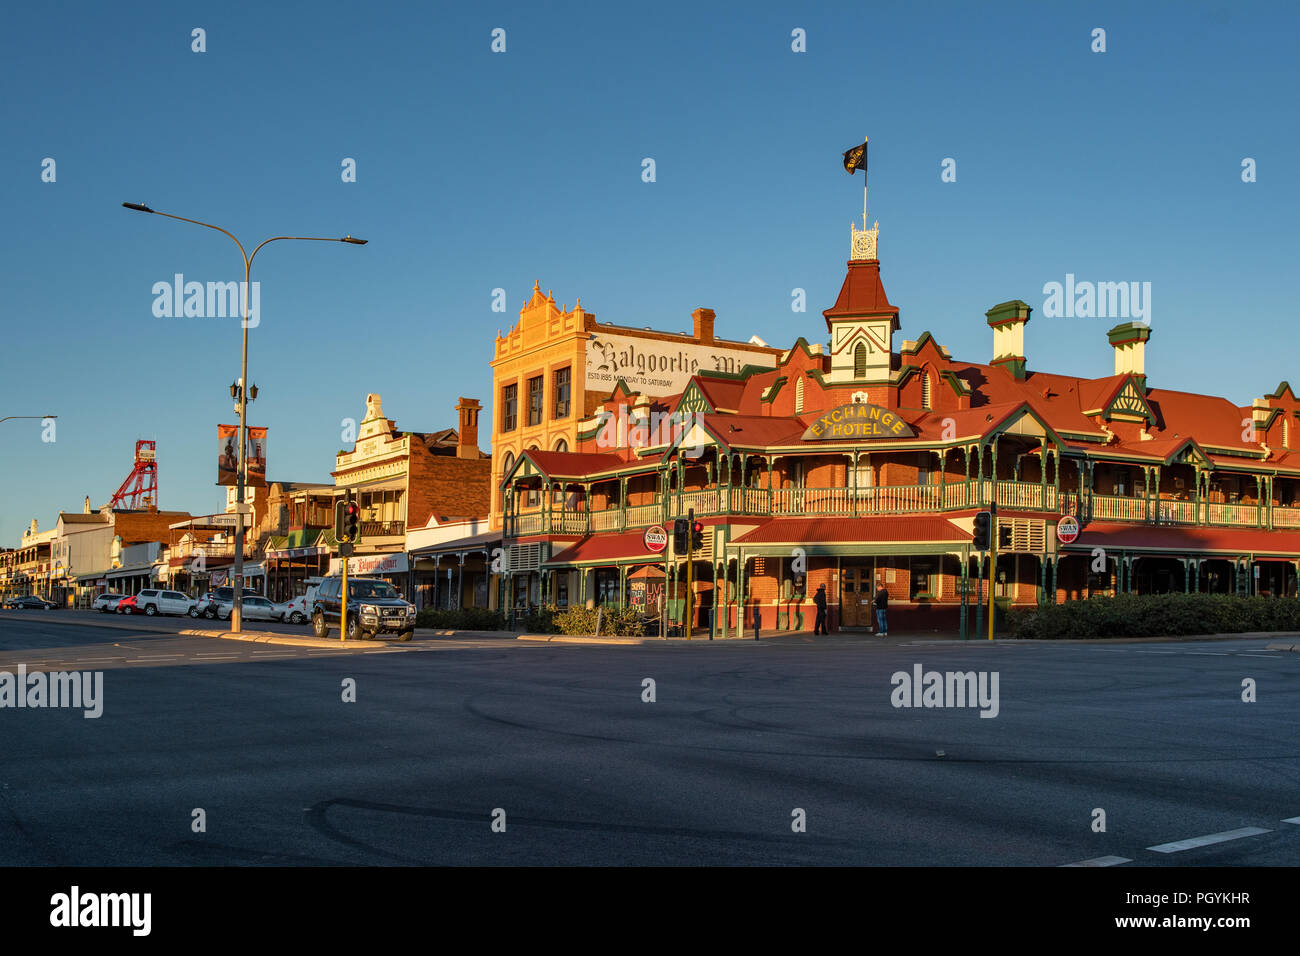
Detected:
left=105, top=563, right=159, bottom=580
left=732, top=516, right=971, bottom=545
left=265, top=545, right=329, bottom=559
left=1065, top=522, right=1300, bottom=557
left=409, top=531, right=500, bottom=558
left=546, top=530, right=671, bottom=567
left=74, top=570, right=111, bottom=584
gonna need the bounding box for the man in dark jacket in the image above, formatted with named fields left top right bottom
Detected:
left=874, top=580, right=889, bottom=637
left=813, top=584, right=828, bottom=634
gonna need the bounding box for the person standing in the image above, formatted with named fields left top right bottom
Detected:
left=813, top=584, right=828, bottom=634
left=874, top=579, right=889, bottom=637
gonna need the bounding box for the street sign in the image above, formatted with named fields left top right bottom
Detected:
left=643, top=525, right=667, bottom=554
left=1056, top=515, right=1080, bottom=544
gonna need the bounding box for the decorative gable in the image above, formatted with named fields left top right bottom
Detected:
left=1103, top=378, right=1156, bottom=425
left=675, top=381, right=714, bottom=416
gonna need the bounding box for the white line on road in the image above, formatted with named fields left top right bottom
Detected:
left=1281, top=817, right=1300, bottom=825
left=1239, top=653, right=1281, bottom=658
left=1147, top=827, right=1272, bottom=854
left=1061, top=856, right=1132, bottom=867
left=1184, top=651, right=1230, bottom=656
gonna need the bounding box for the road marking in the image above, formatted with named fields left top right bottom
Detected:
left=1184, top=651, right=1229, bottom=656
left=1147, top=827, right=1272, bottom=853
left=1281, top=816, right=1300, bottom=825
left=1239, top=653, right=1281, bottom=658
left=1061, top=856, right=1131, bottom=867
left=132, top=655, right=183, bottom=660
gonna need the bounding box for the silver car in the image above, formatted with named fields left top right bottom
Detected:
left=215, top=595, right=280, bottom=622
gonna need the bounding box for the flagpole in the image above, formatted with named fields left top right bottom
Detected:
left=862, top=134, right=869, bottom=230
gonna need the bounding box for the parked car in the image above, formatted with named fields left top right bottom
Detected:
left=192, top=587, right=261, bottom=619
left=215, top=595, right=280, bottom=622
left=92, top=592, right=126, bottom=613
left=133, top=588, right=198, bottom=617
left=9, top=595, right=57, bottom=610
left=311, top=575, right=415, bottom=641
left=277, top=595, right=311, bottom=624
left=116, top=594, right=139, bottom=614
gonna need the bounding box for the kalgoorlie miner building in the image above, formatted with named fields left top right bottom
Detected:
left=497, top=217, right=1300, bottom=636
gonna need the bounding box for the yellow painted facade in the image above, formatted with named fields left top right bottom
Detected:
left=489, top=282, right=781, bottom=530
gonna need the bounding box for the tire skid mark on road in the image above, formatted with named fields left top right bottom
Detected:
left=304, top=796, right=838, bottom=864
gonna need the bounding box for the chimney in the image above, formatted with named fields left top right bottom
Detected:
left=83, top=496, right=91, bottom=514
left=692, top=307, right=715, bottom=344
left=1108, top=322, right=1151, bottom=382
left=455, top=397, right=482, bottom=459
left=986, top=300, right=1032, bottom=380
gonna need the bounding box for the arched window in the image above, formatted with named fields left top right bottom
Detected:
left=853, top=342, right=866, bottom=378
left=794, top=377, right=805, bottom=414
left=921, top=372, right=932, bottom=409
left=554, top=438, right=569, bottom=453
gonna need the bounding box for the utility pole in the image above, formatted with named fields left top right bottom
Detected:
left=686, top=508, right=694, bottom=640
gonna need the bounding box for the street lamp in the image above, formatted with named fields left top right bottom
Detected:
left=123, top=201, right=366, bottom=633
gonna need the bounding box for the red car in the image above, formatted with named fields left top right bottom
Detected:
left=116, top=594, right=139, bottom=615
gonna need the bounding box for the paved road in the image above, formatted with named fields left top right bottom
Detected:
left=0, top=615, right=1297, bottom=865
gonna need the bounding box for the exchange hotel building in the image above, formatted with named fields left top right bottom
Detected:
left=500, top=218, right=1300, bottom=635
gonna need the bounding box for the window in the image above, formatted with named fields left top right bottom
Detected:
left=527, top=375, right=544, bottom=427
left=921, top=373, right=932, bottom=409
left=554, top=438, right=569, bottom=453
left=795, top=376, right=804, bottom=414
left=853, top=342, right=866, bottom=378
left=502, top=384, right=518, bottom=432
left=554, top=367, right=571, bottom=419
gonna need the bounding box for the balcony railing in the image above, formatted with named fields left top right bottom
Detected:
left=359, top=520, right=405, bottom=538
left=502, top=479, right=1300, bottom=537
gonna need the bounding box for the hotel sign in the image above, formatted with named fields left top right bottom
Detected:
left=802, top=402, right=915, bottom=441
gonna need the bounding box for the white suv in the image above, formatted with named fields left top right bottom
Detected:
left=134, top=589, right=197, bottom=617
left=92, top=592, right=126, bottom=613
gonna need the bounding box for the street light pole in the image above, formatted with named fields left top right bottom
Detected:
left=122, top=202, right=366, bottom=633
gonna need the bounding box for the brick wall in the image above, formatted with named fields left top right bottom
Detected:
left=406, top=447, right=492, bottom=527
left=114, top=511, right=191, bottom=545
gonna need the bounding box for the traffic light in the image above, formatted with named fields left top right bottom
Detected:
left=998, top=523, right=1013, bottom=549
left=343, top=501, right=360, bottom=542
left=972, top=510, right=992, bottom=550
left=691, top=520, right=704, bottom=552
left=673, top=518, right=688, bottom=554
left=334, top=500, right=347, bottom=541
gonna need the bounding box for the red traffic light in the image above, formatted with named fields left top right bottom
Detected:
left=344, top=503, right=359, bottom=517
left=692, top=521, right=703, bottom=533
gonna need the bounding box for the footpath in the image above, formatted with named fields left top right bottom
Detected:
left=4, top=611, right=1298, bottom=651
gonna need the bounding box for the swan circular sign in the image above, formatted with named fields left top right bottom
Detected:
left=1056, top=515, right=1080, bottom=544
left=643, top=525, right=668, bottom=553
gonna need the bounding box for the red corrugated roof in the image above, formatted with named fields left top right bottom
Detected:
left=547, top=529, right=668, bottom=565
left=523, top=450, right=644, bottom=478
left=733, top=516, right=970, bottom=544
left=822, top=259, right=900, bottom=330
left=1069, top=522, right=1300, bottom=555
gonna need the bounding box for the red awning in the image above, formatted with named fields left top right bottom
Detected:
left=732, top=516, right=970, bottom=545
left=547, top=529, right=670, bottom=566
left=1066, top=522, right=1300, bottom=556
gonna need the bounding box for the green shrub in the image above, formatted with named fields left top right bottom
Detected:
left=554, top=604, right=645, bottom=637
left=415, top=607, right=508, bottom=630
left=1008, top=593, right=1300, bottom=640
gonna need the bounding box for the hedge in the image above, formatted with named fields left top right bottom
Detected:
left=553, top=605, right=645, bottom=637
left=1008, top=593, right=1300, bottom=640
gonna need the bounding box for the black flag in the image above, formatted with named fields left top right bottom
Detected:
left=843, top=139, right=868, bottom=175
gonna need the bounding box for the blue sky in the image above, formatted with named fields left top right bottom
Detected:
left=2, top=0, right=1296, bottom=542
